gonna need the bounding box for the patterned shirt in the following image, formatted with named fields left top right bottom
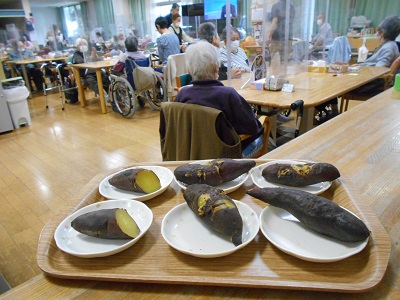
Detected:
left=219, top=47, right=249, bottom=71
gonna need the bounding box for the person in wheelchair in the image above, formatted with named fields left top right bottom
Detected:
left=174, top=41, right=264, bottom=154
left=112, top=36, right=148, bottom=106
left=72, top=38, right=111, bottom=102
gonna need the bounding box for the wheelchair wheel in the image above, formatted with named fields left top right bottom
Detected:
left=142, top=72, right=167, bottom=110
left=111, top=76, right=136, bottom=118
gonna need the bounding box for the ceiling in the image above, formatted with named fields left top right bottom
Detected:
left=29, top=0, right=81, bottom=8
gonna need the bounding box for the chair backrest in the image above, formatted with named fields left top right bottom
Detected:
left=164, top=53, right=186, bottom=100
left=389, top=55, right=400, bottom=75
left=160, top=102, right=242, bottom=161
left=327, top=36, right=351, bottom=64
left=175, top=73, right=192, bottom=90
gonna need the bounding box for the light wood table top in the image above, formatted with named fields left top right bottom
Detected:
left=2, top=88, right=399, bottom=299
left=71, top=60, right=115, bottom=114
left=230, top=66, right=389, bottom=134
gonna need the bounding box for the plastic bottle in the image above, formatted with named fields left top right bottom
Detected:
left=357, top=38, right=368, bottom=63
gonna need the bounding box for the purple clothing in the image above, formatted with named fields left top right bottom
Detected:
left=175, top=80, right=263, bottom=148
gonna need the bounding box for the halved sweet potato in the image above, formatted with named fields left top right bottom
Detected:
left=174, top=158, right=255, bottom=186
left=71, top=208, right=141, bottom=239
left=109, top=168, right=161, bottom=193
left=262, top=162, right=340, bottom=187
left=183, top=184, right=243, bottom=246
left=247, top=187, right=370, bottom=242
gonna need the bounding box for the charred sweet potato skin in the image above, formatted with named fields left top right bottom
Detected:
left=262, top=162, right=340, bottom=187
left=109, top=169, right=144, bottom=192
left=247, top=187, right=370, bottom=242
left=71, top=208, right=133, bottom=239
left=174, top=159, right=255, bottom=186
left=183, top=184, right=243, bottom=246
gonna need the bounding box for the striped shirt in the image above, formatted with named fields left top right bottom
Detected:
left=219, top=47, right=249, bottom=70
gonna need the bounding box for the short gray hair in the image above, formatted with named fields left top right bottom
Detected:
left=75, top=38, right=88, bottom=48
left=198, top=22, right=218, bottom=44
left=185, top=41, right=220, bottom=80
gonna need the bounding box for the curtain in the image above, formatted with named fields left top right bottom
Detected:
left=128, top=0, right=149, bottom=37
left=354, top=0, right=399, bottom=29
left=93, top=0, right=115, bottom=39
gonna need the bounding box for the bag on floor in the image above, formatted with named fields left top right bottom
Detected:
left=64, top=78, right=79, bottom=103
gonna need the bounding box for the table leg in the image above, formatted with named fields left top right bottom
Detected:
left=21, top=65, right=32, bottom=99
left=95, top=69, right=107, bottom=114
left=73, top=67, right=86, bottom=108
left=299, top=107, right=315, bottom=134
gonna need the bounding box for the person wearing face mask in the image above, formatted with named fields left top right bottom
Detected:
left=197, top=22, right=242, bottom=79
left=310, top=13, right=333, bottom=51
left=174, top=41, right=263, bottom=151
left=168, top=13, right=193, bottom=53
left=8, top=39, right=44, bottom=93
left=72, top=37, right=111, bottom=104
left=220, top=26, right=250, bottom=74
left=314, top=16, right=400, bottom=125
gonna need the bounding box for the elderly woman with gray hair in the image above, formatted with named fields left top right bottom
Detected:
left=72, top=37, right=111, bottom=103
left=175, top=41, right=263, bottom=151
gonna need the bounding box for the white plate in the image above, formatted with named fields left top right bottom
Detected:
left=251, top=159, right=332, bottom=195
left=161, top=200, right=259, bottom=258
left=99, top=166, right=174, bottom=201
left=54, top=199, right=153, bottom=258
left=174, top=159, right=251, bottom=194
left=259, top=206, right=369, bottom=263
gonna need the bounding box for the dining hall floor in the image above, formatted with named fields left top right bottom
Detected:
left=0, top=90, right=361, bottom=289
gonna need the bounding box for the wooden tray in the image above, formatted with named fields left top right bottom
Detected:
left=37, top=160, right=391, bottom=292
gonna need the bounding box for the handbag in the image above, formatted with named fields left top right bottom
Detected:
left=126, top=58, right=157, bottom=91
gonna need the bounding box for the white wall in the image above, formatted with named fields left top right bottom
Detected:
left=30, top=7, right=61, bottom=46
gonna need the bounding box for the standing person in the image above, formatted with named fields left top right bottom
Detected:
left=267, top=0, right=295, bottom=60
left=55, top=28, right=64, bottom=50
left=8, top=39, right=44, bottom=93
left=95, top=32, right=105, bottom=44
left=155, top=17, right=180, bottom=67
left=310, top=13, right=333, bottom=50
left=72, top=38, right=111, bottom=104
left=165, top=3, right=180, bottom=28
left=168, top=13, right=193, bottom=52
left=197, top=22, right=242, bottom=79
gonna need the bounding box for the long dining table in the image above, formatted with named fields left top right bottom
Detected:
left=71, top=59, right=116, bottom=114
left=2, top=88, right=399, bottom=299
left=229, top=65, right=389, bottom=134
left=6, top=57, right=69, bottom=98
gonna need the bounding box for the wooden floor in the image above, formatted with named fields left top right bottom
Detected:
left=0, top=91, right=361, bottom=289
left=0, top=92, right=162, bottom=288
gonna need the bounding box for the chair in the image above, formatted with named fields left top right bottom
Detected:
left=175, top=73, right=192, bottom=91
left=339, top=56, right=400, bottom=112
left=164, top=53, right=186, bottom=100
left=159, top=102, right=270, bottom=161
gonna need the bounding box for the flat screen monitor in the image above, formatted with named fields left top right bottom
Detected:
left=204, top=0, right=238, bottom=20
left=182, top=3, right=204, bottom=17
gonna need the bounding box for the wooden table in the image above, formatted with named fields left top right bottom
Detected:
left=6, top=57, right=68, bottom=98
left=71, top=60, right=115, bottom=114
left=231, top=66, right=389, bottom=134
left=2, top=88, right=399, bottom=299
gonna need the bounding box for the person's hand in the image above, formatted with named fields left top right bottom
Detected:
left=181, top=44, right=187, bottom=52
left=231, top=67, right=242, bottom=78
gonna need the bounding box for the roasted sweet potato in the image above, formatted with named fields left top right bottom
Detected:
left=183, top=184, right=243, bottom=246
left=71, top=208, right=140, bottom=239
left=247, top=187, right=370, bottom=242
left=109, top=168, right=161, bottom=193
left=174, top=158, right=255, bottom=186
left=262, top=162, right=340, bottom=187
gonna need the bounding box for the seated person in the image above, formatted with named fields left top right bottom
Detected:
left=8, top=39, right=44, bottom=92
left=220, top=26, right=250, bottom=74
left=72, top=38, right=111, bottom=103
left=174, top=41, right=264, bottom=153
left=310, top=13, right=333, bottom=51
left=197, top=22, right=242, bottom=79
left=168, top=13, right=193, bottom=52
left=139, top=34, right=152, bottom=50
left=315, top=16, right=400, bottom=124
left=155, top=16, right=180, bottom=68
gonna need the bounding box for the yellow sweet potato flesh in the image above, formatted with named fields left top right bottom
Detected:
left=71, top=208, right=140, bottom=239
left=135, top=170, right=161, bottom=194
left=109, top=169, right=161, bottom=194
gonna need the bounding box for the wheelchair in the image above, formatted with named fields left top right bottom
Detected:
left=109, top=56, right=167, bottom=119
